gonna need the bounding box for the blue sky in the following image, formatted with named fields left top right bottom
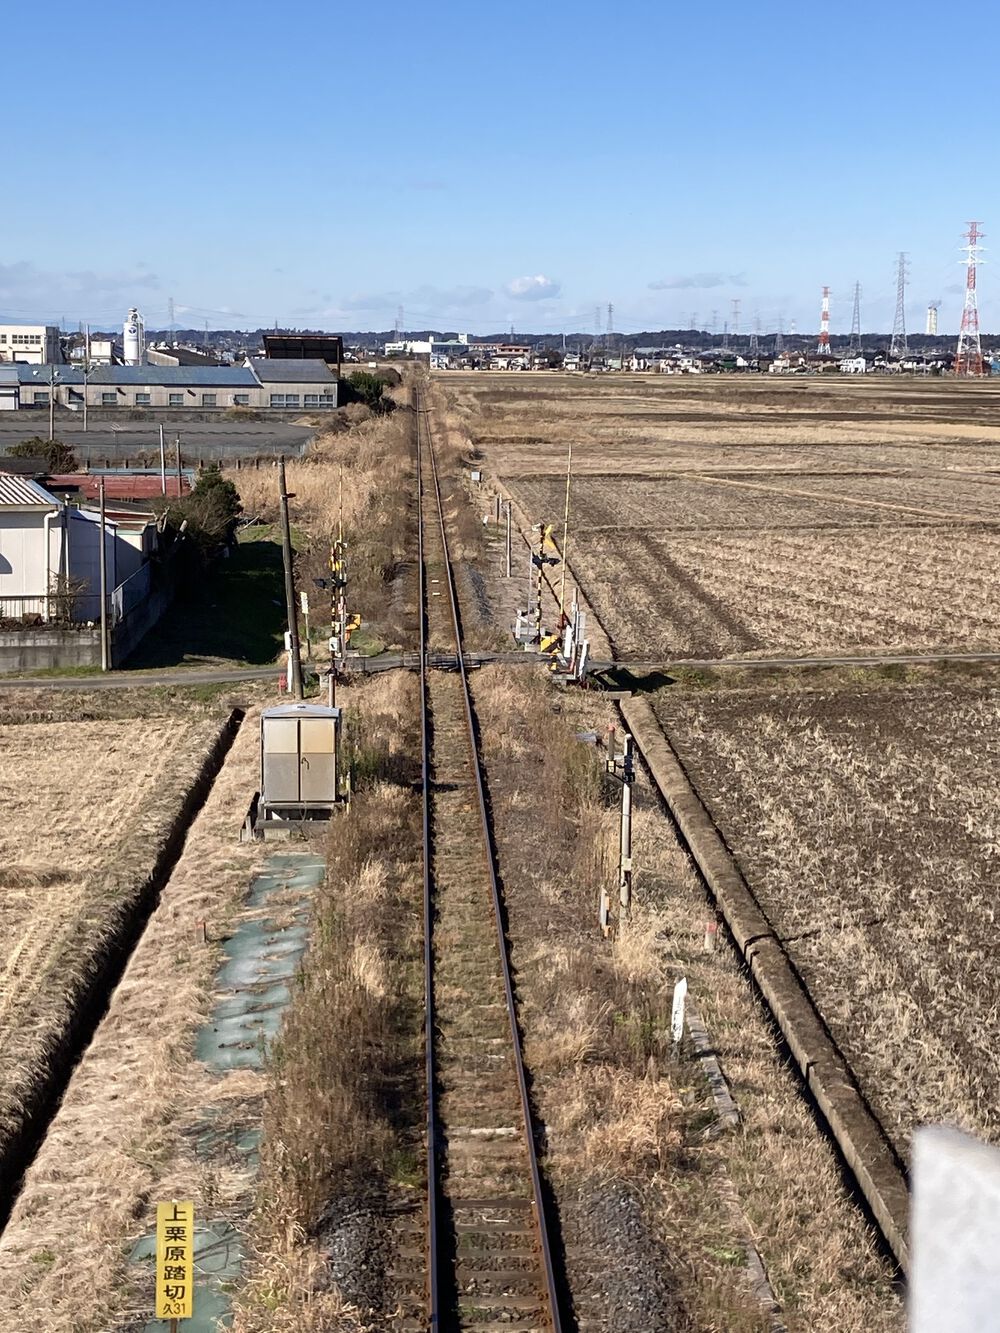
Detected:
left=2, top=1, right=994, bottom=335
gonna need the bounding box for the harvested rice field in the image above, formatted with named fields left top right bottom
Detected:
left=0, top=699, right=225, bottom=1170
left=654, top=678, right=1000, bottom=1164
left=443, top=372, right=1000, bottom=659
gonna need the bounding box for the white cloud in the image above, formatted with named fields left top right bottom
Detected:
left=649, top=272, right=748, bottom=291
left=0, top=260, right=160, bottom=319
left=505, top=274, right=561, bottom=301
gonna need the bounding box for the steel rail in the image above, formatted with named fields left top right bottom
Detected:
left=416, top=399, right=441, bottom=1330
left=417, top=394, right=564, bottom=1332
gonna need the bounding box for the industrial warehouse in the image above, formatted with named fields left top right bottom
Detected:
left=1, top=358, right=338, bottom=412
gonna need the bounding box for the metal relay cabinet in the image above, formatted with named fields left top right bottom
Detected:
left=259, top=703, right=341, bottom=820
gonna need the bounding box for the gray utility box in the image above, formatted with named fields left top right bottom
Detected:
left=260, top=703, right=341, bottom=819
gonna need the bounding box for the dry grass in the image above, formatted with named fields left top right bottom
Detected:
left=628, top=756, right=903, bottom=1331
left=472, top=664, right=784, bottom=1329
left=471, top=661, right=905, bottom=1329
left=0, top=709, right=223, bottom=1167
left=0, top=704, right=267, bottom=1331
left=656, top=680, right=1000, bottom=1161
left=235, top=402, right=416, bottom=642
left=235, top=673, right=422, bottom=1331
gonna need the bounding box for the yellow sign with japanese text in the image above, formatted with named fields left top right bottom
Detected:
left=155, top=1201, right=194, bottom=1320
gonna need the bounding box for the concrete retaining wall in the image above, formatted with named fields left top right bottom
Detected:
left=0, top=629, right=101, bottom=670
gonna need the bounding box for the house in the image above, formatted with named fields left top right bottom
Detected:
left=0, top=468, right=169, bottom=621
left=840, top=356, right=869, bottom=374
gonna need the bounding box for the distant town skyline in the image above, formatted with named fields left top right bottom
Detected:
left=3, top=1, right=995, bottom=338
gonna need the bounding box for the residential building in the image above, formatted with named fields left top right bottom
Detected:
left=0, top=324, right=62, bottom=365
left=840, top=356, right=869, bottom=374
left=0, top=472, right=143, bottom=621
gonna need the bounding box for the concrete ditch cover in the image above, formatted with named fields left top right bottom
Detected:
left=130, top=851, right=325, bottom=1328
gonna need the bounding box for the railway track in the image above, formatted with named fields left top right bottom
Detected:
left=391, top=398, right=564, bottom=1331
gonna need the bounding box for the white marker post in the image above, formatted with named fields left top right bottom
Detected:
left=671, top=977, right=688, bottom=1052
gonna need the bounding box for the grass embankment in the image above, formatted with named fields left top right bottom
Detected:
left=236, top=405, right=416, bottom=654
left=472, top=664, right=775, bottom=1330
left=473, top=664, right=902, bottom=1331
left=129, top=526, right=287, bottom=669
left=235, top=671, right=423, bottom=1332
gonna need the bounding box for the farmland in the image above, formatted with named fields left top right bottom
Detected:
left=434, top=368, right=1000, bottom=1298
left=654, top=678, right=1000, bottom=1161
left=0, top=695, right=226, bottom=1182
left=445, top=373, right=1000, bottom=660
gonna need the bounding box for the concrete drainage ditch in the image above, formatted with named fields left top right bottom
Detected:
left=129, top=851, right=325, bottom=1330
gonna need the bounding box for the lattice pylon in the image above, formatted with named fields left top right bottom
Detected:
left=955, top=222, right=985, bottom=377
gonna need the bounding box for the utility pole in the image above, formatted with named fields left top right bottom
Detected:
left=602, top=730, right=635, bottom=932
left=558, top=441, right=573, bottom=620
left=48, top=365, right=55, bottom=442
left=159, top=425, right=166, bottom=494
left=278, top=455, right=303, bottom=699
left=175, top=436, right=182, bottom=498
left=504, top=500, right=512, bottom=578
left=618, top=733, right=634, bottom=915
left=98, top=478, right=109, bottom=672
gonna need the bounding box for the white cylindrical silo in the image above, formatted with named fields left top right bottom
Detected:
left=123, top=307, right=144, bottom=365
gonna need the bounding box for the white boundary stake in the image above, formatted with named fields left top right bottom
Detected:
left=671, top=976, right=688, bottom=1049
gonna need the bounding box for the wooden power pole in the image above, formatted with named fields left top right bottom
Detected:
left=278, top=456, right=304, bottom=699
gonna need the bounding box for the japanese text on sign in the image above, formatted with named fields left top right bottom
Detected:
left=155, top=1201, right=194, bottom=1320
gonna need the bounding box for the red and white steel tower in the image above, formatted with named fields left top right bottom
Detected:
left=955, top=221, right=985, bottom=377
left=817, top=286, right=831, bottom=354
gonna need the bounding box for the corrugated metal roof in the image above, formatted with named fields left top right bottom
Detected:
left=0, top=473, right=58, bottom=507
left=46, top=473, right=190, bottom=501
left=88, top=365, right=257, bottom=385
left=14, top=365, right=84, bottom=384
left=247, top=358, right=337, bottom=383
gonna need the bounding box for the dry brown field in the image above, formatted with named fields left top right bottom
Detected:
left=0, top=698, right=223, bottom=1166
left=443, top=372, right=1000, bottom=659
left=654, top=678, right=1000, bottom=1165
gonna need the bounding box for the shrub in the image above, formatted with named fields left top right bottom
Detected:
left=7, top=437, right=79, bottom=473
left=154, top=464, right=243, bottom=556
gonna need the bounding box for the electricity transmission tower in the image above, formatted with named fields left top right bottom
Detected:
left=889, top=253, right=909, bottom=360
left=731, top=298, right=741, bottom=346
left=774, top=316, right=784, bottom=355
left=816, top=286, right=831, bottom=355
left=850, top=282, right=862, bottom=353
left=748, top=312, right=760, bottom=356
left=955, top=222, right=985, bottom=376
left=606, top=302, right=614, bottom=351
